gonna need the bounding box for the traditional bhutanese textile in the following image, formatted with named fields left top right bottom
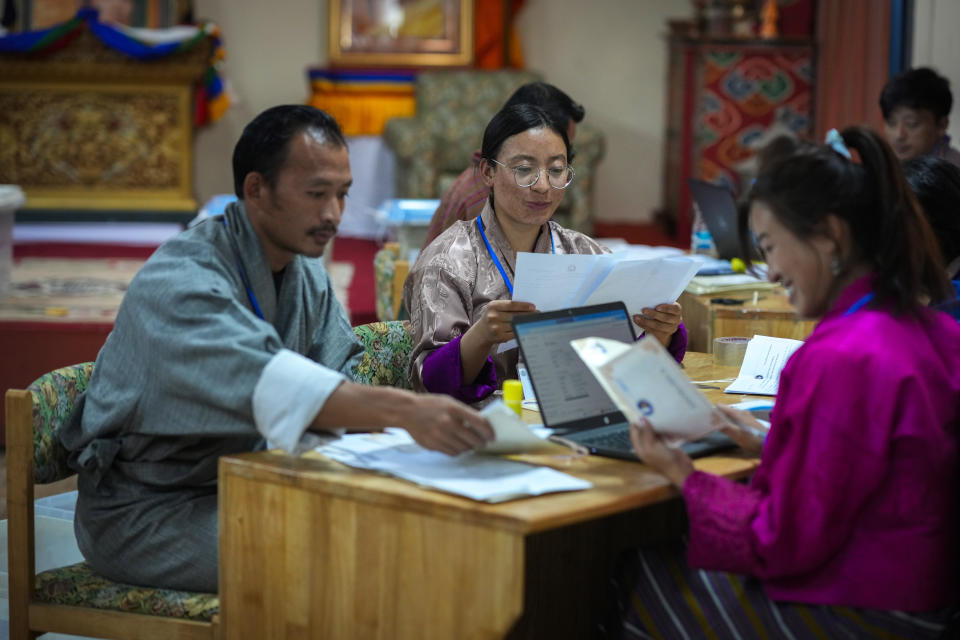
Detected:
left=403, top=202, right=687, bottom=402
left=696, top=48, right=812, bottom=192
left=0, top=7, right=228, bottom=124
left=681, top=275, right=960, bottom=612
left=616, top=542, right=958, bottom=640
left=60, top=201, right=363, bottom=592
left=306, top=68, right=416, bottom=136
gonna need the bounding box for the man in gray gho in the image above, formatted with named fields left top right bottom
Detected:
left=61, top=105, right=494, bottom=592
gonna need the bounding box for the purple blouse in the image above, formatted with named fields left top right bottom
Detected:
left=683, top=275, right=960, bottom=611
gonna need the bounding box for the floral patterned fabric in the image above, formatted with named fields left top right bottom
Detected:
left=29, top=362, right=94, bottom=485
left=382, top=70, right=605, bottom=234
left=351, top=321, right=413, bottom=389
left=35, top=562, right=218, bottom=620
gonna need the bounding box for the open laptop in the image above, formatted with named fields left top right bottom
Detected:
left=688, top=178, right=757, bottom=260
left=512, top=302, right=734, bottom=461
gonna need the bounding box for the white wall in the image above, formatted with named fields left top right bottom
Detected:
left=911, top=0, right=960, bottom=144
left=192, top=0, right=329, bottom=203
left=515, top=0, right=690, bottom=223
left=190, top=0, right=686, bottom=224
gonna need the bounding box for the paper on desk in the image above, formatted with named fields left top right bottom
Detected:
left=685, top=274, right=779, bottom=295
left=317, top=429, right=590, bottom=503
left=479, top=401, right=566, bottom=454
left=724, top=335, right=804, bottom=396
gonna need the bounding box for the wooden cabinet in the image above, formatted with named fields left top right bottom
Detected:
left=661, top=35, right=814, bottom=241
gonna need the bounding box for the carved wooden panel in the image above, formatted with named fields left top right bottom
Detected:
left=0, top=84, right=194, bottom=211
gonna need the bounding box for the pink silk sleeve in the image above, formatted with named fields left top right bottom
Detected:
left=683, top=343, right=896, bottom=579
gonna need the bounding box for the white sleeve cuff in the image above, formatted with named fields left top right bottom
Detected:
left=253, top=349, right=346, bottom=454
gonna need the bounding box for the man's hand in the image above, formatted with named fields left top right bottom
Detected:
left=632, top=302, right=682, bottom=347
left=629, top=418, right=695, bottom=488
left=399, top=394, right=495, bottom=456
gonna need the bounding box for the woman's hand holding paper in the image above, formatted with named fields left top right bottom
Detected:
left=629, top=418, right=695, bottom=488
left=459, top=299, right=536, bottom=384
left=713, top=404, right=768, bottom=454
left=632, top=302, right=682, bottom=347
left=472, top=299, right=537, bottom=345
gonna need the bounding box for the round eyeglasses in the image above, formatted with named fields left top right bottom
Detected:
left=489, top=158, right=575, bottom=189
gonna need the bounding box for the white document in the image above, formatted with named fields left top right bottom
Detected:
left=570, top=336, right=716, bottom=446
left=724, top=335, right=804, bottom=396
left=581, top=256, right=701, bottom=319
left=512, top=252, right=699, bottom=319
left=317, top=429, right=591, bottom=503
left=516, top=363, right=536, bottom=401
left=479, top=401, right=567, bottom=454
left=496, top=338, right=519, bottom=354
left=512, top=252, right=605, bottom=309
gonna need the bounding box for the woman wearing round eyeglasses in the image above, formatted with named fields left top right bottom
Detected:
left=402, top=104, right=686, bottom=402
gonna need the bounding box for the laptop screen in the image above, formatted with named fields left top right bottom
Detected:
left=513, top=303, right=636, bottom=431
left=687, top=178, right=741, bottom=260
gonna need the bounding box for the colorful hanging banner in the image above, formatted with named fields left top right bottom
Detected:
left=0, top=7, right=229, bottom=125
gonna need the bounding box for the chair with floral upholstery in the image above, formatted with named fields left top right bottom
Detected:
left=351, top=320, right=414, bottom=389
left=5, top=364, right=220, bottom=640
left=383, top=69, right=606, bottom=234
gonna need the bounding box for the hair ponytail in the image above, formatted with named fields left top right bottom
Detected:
left=744, top=126, right=951, bottom=315
left=839, top=126, right=951, bottom=311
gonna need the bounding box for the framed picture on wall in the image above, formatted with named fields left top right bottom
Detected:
left=328, top=0, right=473, bottom=67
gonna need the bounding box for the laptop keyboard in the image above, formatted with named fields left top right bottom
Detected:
left=577, top=429, right=632, bottom=451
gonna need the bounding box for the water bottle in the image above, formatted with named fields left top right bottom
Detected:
left=690, top=202, right=717, bottom=257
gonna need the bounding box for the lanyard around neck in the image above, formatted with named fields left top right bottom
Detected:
left=222, top=216, right=265, bottom=320
left=844, top=292, right=873, bottom=316
left=476, top=216, right=555, bottom=295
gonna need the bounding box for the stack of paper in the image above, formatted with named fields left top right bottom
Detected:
left=513, top=252, right=699, bottom=319
left=685, top=274, right=779, bottom=295
left=317, top=427, right=590, bottom=503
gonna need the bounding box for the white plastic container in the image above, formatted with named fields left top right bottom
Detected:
left=378, top=198, right=441, bottom=260
left=0, top=185, right=25, bottom=297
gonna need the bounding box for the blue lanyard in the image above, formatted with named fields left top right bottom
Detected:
left=476, top=216, right=555, bottom=295
left=844, top=293, right=873, bottom=316
left=221, top=217, right=265, bottom=320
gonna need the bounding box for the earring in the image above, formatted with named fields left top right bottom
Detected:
left=830, top=256, right=844, bottom=276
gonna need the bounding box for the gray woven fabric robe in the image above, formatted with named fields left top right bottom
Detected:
left=60, top=201, right=363, bottom=592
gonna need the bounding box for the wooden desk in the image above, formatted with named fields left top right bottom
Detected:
left=680, top=288, right=817, bottom=353
left=218, top=354, right=761, bottom=640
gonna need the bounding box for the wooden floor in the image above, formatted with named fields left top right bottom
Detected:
left=0, top=448, right=77, bottom=520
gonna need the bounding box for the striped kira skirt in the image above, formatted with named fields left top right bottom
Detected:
left=613, top=543, right=958, bottom=640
